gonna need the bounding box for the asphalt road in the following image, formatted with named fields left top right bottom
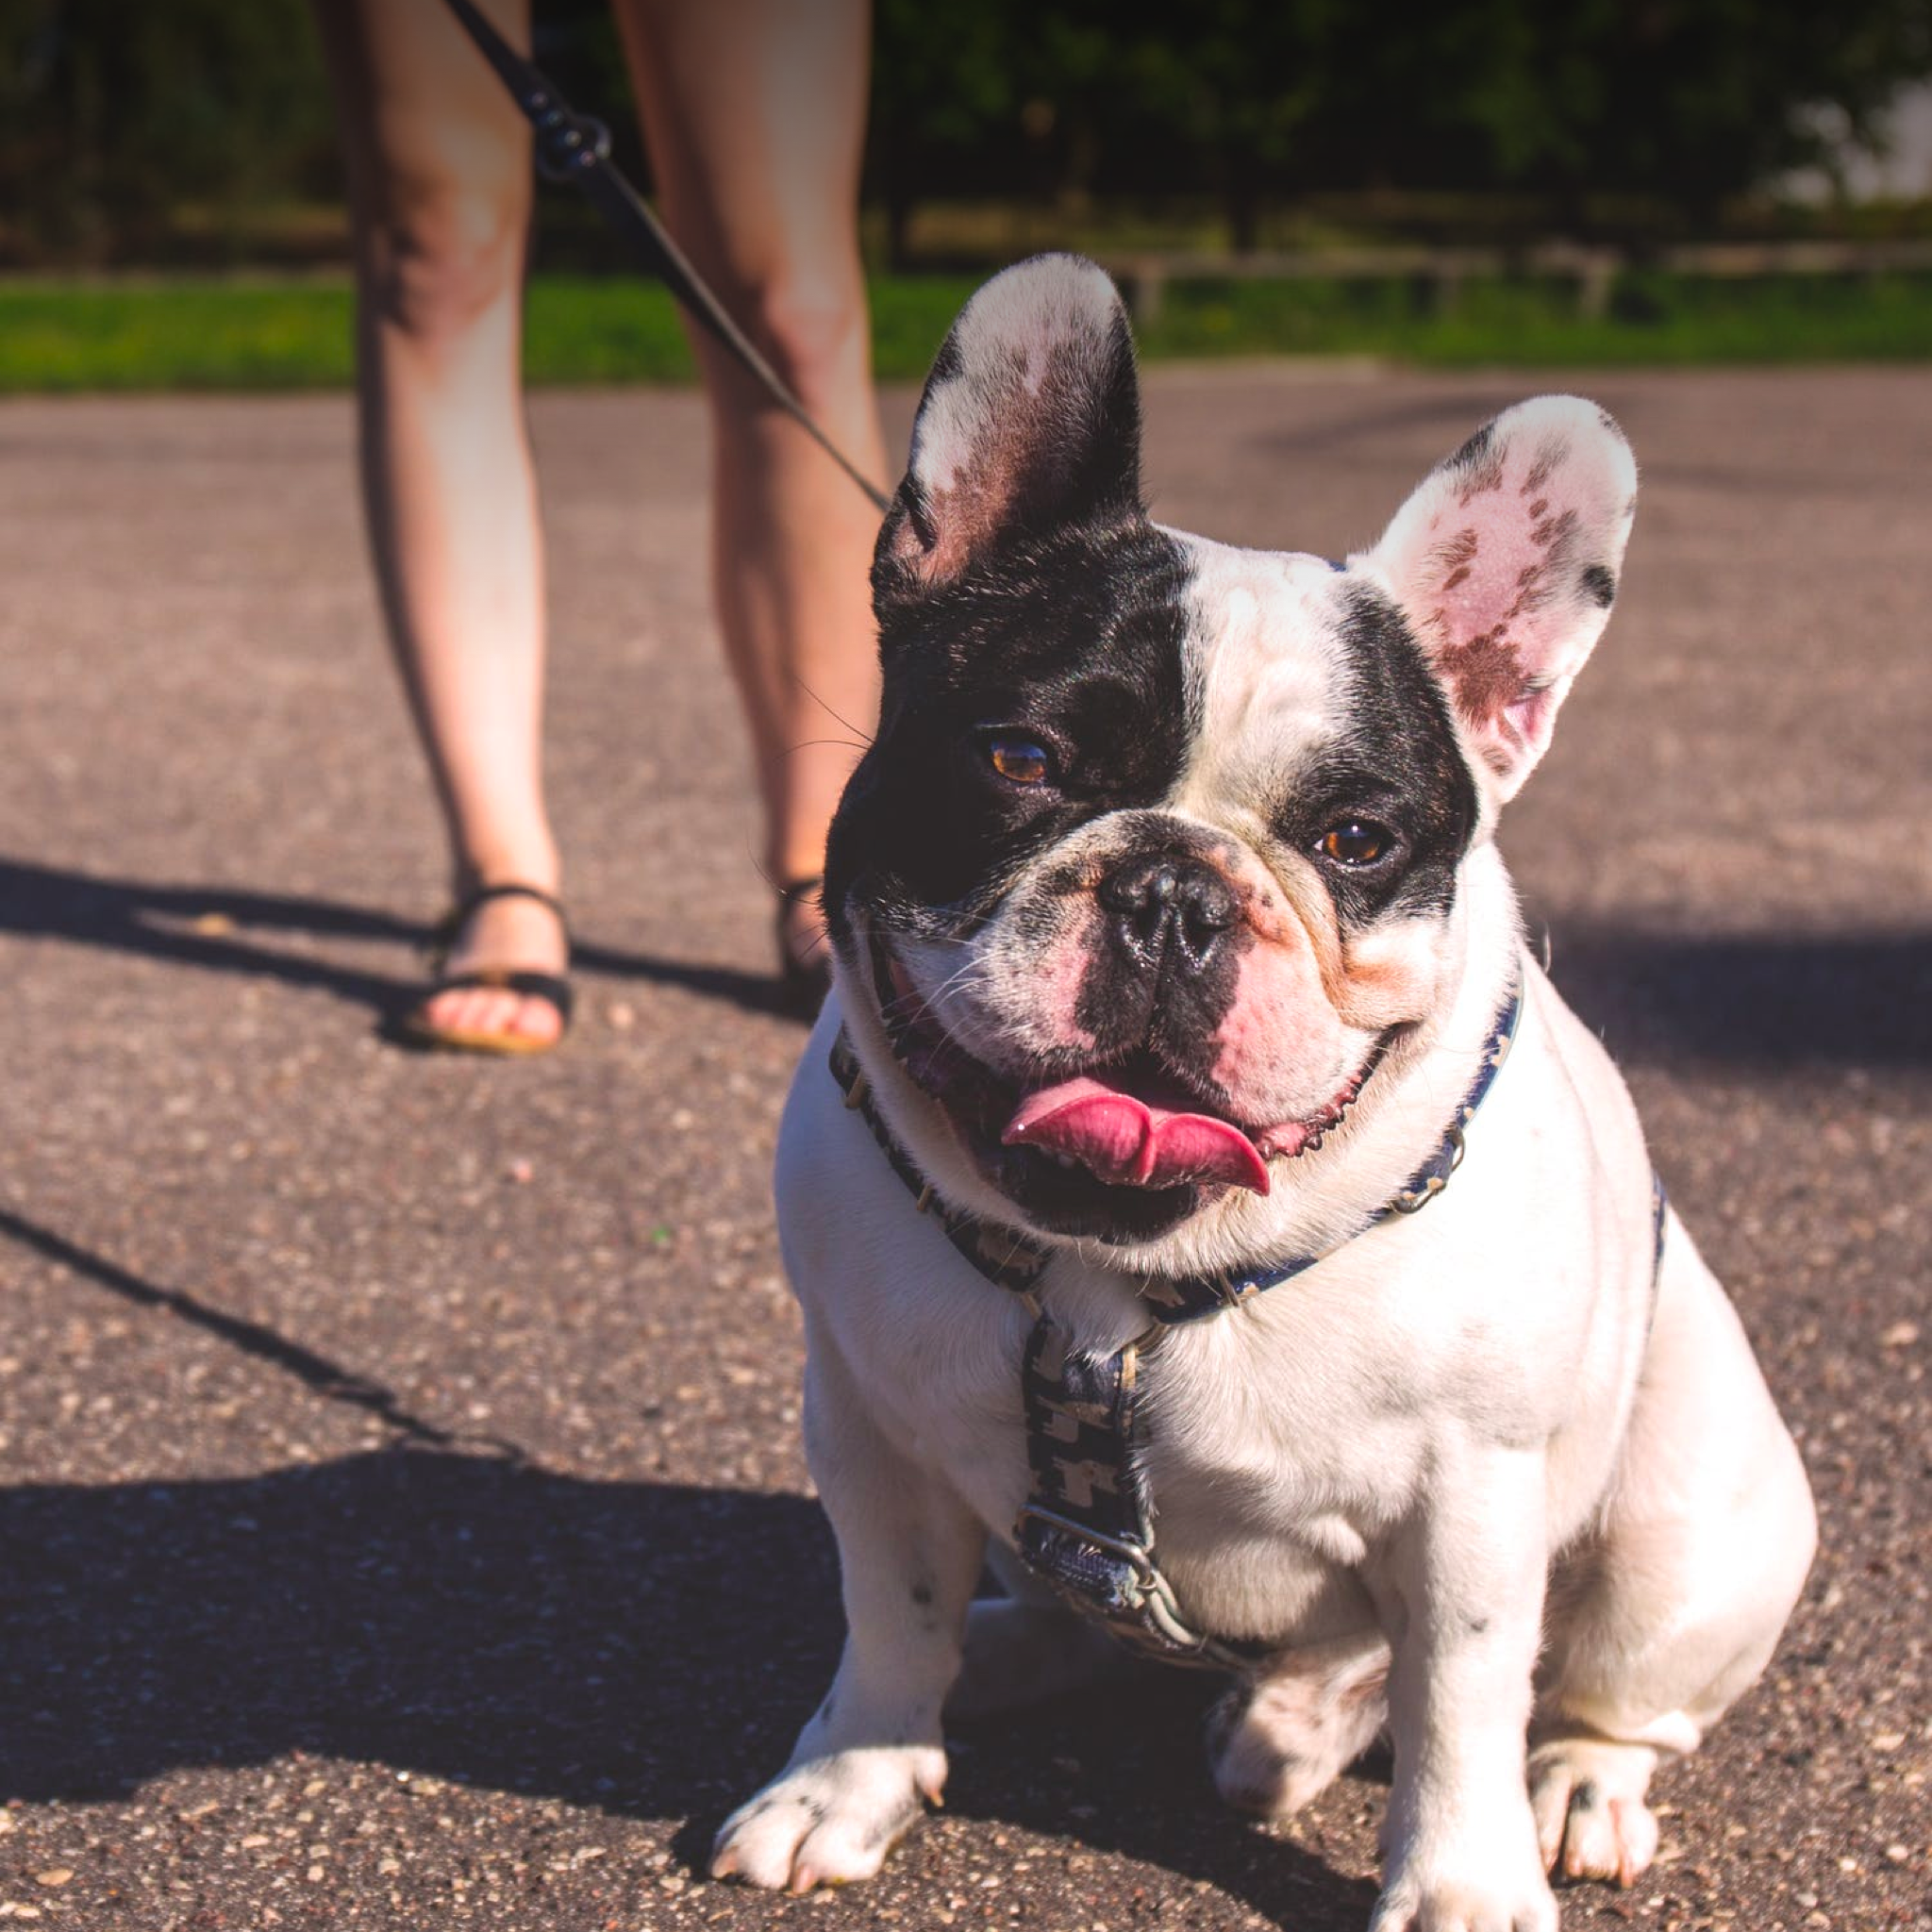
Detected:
left=2, top=365, right=1927, bottom=1932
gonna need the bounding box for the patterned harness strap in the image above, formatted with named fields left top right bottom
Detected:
left=1013, top=1323, right=1267, bottom=1670
left=828, top=961, right=1664, bottom=1673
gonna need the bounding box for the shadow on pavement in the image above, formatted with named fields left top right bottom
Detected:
left=6, top=855, right=1926, bottom=1067
left=1541, top=924, right=1932, bottom=1070
left=0, top=1207, right=1372, bottom=1924
left=0, top=855, right=798, bottom=1023
left=0, top=1450, right=1373, bottom=1924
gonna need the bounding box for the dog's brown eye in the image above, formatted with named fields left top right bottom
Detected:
left=1320, top=821, right=1391, bottom=866
left=986, top=735, right=1052, bottom=786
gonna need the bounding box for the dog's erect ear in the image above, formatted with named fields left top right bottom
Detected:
left=1355, top=396, right=1638, bottom=801
left=874, top=254, right=1142, bottom=604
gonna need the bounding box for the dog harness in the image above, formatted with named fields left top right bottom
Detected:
left=829, top=964, right=1668, bottom=1674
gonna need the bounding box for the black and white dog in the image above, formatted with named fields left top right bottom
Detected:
left=713, top=256, right=1815, bottom=1932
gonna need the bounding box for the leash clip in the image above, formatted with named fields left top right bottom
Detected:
left=531, top=94, right=612, bottom=183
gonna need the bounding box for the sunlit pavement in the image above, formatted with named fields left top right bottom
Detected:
left=2, top=368, right=1926, bottom=1930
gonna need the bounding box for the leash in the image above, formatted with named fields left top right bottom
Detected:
left=830, top=967, right=1537, bottom=1670
left=436, top=0, right=892, bottom=516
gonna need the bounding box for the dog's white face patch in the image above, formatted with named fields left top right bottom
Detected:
left=1170, top=541, right=1357, bottom=840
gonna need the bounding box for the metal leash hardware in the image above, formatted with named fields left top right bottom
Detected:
left=437, top=0, right=891, bottom=516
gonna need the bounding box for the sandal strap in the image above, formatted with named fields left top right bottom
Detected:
left=456, top=879, right=568, bottom=929
left=431, top=880, right=570, bottom=955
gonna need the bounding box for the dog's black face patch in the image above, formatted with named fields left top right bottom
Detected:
left=1279, top=583, right=1479, bottom=929
left=825, top=514, right=1193, bottom=953
left=827, top=515, right=1245, bottom=1242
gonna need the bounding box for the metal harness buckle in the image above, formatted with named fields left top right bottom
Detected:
left=1014, top=1503, right=1221, bottom=1660
left=1015, top=1502, right=1157, bottom=1580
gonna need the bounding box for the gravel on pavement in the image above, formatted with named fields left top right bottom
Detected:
left=2, top=365, right=1926, bottom=1930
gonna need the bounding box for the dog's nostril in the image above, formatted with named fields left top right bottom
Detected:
left=1179, top=873, right=1238, bottom=935
left=1100, top=861, right=1177, bottom=917
left=1101, top=855, right=1237, bottom=968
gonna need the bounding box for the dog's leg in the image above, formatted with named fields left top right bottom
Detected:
left=1370, top=1447, right=1557, bottom=1932
left=1531, top=1222, right=1816, bottom=1889
left=711, top=1328, right=987, bottom=1894
left=945, top=1541, right=1140, bottom=1722
left=1206, top=1632, right=1391, bottom=1818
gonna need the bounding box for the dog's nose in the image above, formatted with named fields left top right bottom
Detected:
left=1099, top=853, right=1240, bottom=974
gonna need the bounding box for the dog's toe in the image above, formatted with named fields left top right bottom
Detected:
left=711, top=1746, right=942, bottom=1892
left=1528, top=1739, right=1660, bottom=1888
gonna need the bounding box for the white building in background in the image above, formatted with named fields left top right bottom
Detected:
left=1785, top=83, right=1932, bottom=201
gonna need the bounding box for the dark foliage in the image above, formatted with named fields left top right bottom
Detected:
left=2, top=0, right=1928, bottom=263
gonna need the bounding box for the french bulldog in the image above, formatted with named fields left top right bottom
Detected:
left=713, top=255, right=1816, bottom=1932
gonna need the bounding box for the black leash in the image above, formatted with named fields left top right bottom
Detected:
left=438, top=0, right=891, bottom=516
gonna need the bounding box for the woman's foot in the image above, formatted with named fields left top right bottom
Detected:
left=401, top=883, right=572, bottom=1054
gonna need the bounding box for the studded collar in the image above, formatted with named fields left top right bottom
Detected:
left=828, top=958, right=1526, bottom=1324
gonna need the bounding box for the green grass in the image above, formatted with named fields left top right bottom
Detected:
left=1, top=268, right=1928, bottom=393
left=1137, top=270, right=1932, bottom=366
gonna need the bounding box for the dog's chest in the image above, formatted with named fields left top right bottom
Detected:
left=1130, top=1309, right=1421, bottom=1640
left=817, top=1221, right=1417, bottom=1645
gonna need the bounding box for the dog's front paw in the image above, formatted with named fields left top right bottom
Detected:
left=710, top=1744, right=945, bottom=1893
left=1372, top=1827, right=1557, bottom=1932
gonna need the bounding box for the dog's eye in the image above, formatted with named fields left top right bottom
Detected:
left=1318, top=821, right=1392, bottom=867
left=985, top=734, right=1053, bottom=787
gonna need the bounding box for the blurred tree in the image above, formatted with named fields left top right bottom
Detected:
left=0, top=0, right=333, bottom=263
left=2, top=0, right=1928, bottom=264
left=1303, top=0, right=1932, bottom=234
left=867, top=0, right=1932, bottom=247
left=869, top=0, right=1024, bottom=265
left=1088, top=0, right=1341, bottom=250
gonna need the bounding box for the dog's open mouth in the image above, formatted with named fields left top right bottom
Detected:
left=1004, top=1067, right=1274, bottom=1193
left=873, top=941, right=1381, bottom=1234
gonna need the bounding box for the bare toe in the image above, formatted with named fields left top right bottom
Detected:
left=408, top=886, right=570, bottom=1052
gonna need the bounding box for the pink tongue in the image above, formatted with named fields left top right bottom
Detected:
left=1002, top=1076, right=1270, bottom=1194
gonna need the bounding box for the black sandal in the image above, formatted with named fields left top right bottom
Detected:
left=394, top=882, right=575, bottom=1057
left=776, top=875, right=831, bottom=1019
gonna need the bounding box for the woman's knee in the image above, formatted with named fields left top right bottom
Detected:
left=733, top=268, right=869, bottom=417
left=356, top=161, right=530, bottom=348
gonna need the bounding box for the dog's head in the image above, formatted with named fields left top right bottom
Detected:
left=825, top=255, right=1636, bottom=1252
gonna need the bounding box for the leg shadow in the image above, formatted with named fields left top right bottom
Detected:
left=0, top=854, right=799, bottom=1024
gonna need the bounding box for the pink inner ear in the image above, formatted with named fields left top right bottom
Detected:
left=890, top=455, right=1018, bottom=585
left=1364, top=397, right=1634, bottom=793
left=894, top=337, right=1093, bottom=586
left=1417, top=440, right=1594, bottom=740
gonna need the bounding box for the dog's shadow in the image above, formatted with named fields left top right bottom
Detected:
left=3, top=1446, right=1373, bottom=1925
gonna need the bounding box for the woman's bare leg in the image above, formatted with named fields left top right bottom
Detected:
left=616, top=0, right=887, bottom=972
left=316, top=0, right=566, bottom=1047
